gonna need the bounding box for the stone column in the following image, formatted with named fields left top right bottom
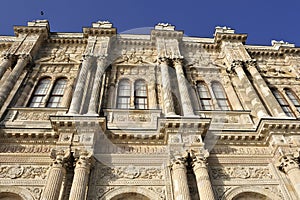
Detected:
left=41, top=149, right=70, bottom=200
left=159, top=58, right=176, bottom=116
left=0, top=54, right=13, bottom=80
left=69, top=151, right=92, bottom=200
left=173, top=58, right=195, bottom=116
left=68, top=55, right=93, bottom=114
left=279, top=154, right=300, bottom=198
left=170, top=157, right=191, bottom=200
left=0, top=54, right=30, bottom=108
left=245, top=60, right=286, bottom=117
left=61, top=78, right=74, bottom=108
left=87, top=56, right=106, bottom=114
left=192, top=156, right=215, bottom=200
left=231, top=60, right=269, bottom=118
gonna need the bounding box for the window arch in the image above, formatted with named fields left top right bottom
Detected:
left=47, top=78, right=67, bottom=108
left=211, top=81, right=230, bottom=110
left=117, top=79, right=131, bottom=109
left=197, top=81, right=213, bottom=110
left=272, top=89, right=294, bottom=117
left=29, top=78, right=51, bottom=107
left=285, top=88, right=300, bottom=113
left=134, top=80, right=148, bottom=109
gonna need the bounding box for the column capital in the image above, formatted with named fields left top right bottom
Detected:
left=82, top=54, right=94, bottom=61
left=18, top=54, right=31, bottom=63
left=50, top=149, right=70, bottom=168
left=173, top=58, right=184, bottom=66
left=245, top=59, right=257, bottom=68
left=73, top=149, right=93, bottom=169
left=158, top=57, right=170, bottom=65
left=278, top=154, right=300, bottom=174
left=170, top=155, right=187, bottom=170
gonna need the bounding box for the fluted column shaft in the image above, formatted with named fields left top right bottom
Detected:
left=69, top=154, right=91, bottom=200
left=0, top=55, right=13, bottom=80
left=160, top=58, right=175, bottom=116
left=173, top=59, right=194, bottom=116
left=87, top=57, right=106, bottom=114
left=171, top=159, right=191, bottom=200
left=69, top=55, right=92, bottom=114
left=246, top=60, right=286, bottom=117
left=232, top=60, right=268, bottom=118
left=41, top=150, right=69, bottom=200
left=279, top=155, right=300, bottom=198
left=0, top=55, right=29, bottom=108
left=192, top=158, right=214, bottom=200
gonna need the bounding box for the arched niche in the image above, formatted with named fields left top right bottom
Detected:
left=0, top=186, right=34, bottom=200
left=100, top=186, right=161, bottom=200
left=223, top=186, right=281, bottom=200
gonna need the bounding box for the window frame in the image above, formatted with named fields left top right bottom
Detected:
left=116, top=79, right=131, bottom=109
left=196, top=81, right=213, bottom=110
left=134, top=79, right=148, bottom=109
left=272, top=88, right=295, bottom=117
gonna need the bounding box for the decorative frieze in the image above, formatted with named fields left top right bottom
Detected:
left=98, top=165, right=164, bottom=182
left=210, top=166, right=273, bottom=180
left=0, top=145, right=52, bottom=153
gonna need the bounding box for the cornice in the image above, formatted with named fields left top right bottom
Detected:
left=214, top=32, right=247, bottom=43
left=151, top=29, right=183, bottom=41
left=13, top=26, right=49, bottom=38
left=83, top=27, right=117, bottom=37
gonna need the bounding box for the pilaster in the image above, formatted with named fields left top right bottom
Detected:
left=245, top=60, right=286, bottom=117
left=0, top=54, right=30, bottom=108
left=68, top=55, right=93, bottom=114
left=0, top=54, right=14, bottom=81
left=159, top=58, right=176, bottom=116
left=173, top=58, right=195, bottom=117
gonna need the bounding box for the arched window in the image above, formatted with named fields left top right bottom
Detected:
left=197, top=81, right=213, bottom=110
left=47, top=78, right=67, bottom=108
left=117, top=79, right=131, bottom=109
left=134, top=80, right=148, bottom=109
left=211, top=81, right=230, bottom=110
left=29, top=78, right=51, bottom=107
left=272, top=89, right=294, bottom=117
left=285, top=88, right=300, bottom=113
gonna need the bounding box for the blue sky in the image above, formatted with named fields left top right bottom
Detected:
left=1, top=0, right=300, bottom=46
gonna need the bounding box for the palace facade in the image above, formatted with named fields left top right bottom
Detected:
left=0, top=20, right=300, bottom=200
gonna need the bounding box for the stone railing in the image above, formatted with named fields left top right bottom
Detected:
left=103, top=109, right=161, bottom=130
left=195, top=110, right=254, bottom=130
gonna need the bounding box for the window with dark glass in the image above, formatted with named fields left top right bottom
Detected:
left=117, top=79, right=131, bottom=109
left=197, top=81, right=213, bottom=110
left=29, top=78, right=51, bottom=107
left=272, top=89, right=294, bottom=117
left=285, top=88, right=300, bottom=113
left=211, top=81, right=230, bottom=110
left=47, top=78, right=67, bottom=108
left=134, top=80, right=148, bottom=109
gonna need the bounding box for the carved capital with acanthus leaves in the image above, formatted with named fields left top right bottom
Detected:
left=245, top=59, right=257, bottom=68
left=158, top=57, right=170, bottom=65
left=190, top=148, right=209, bottom=170
left=173, top=58, right=184, bottom=66
left=50, top=148, right=70, bottom=168
left=73, top=149, right=93, bottom=170
left=278, top=153, right=300, bottom=174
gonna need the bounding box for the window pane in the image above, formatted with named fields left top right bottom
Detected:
left=212, top=82, right=230, bottom=110
left=29, top=96, right=44, bottom=107
left=272, top=89, right=295, bottom=117
left=197, top=82, right=213, bottom=110
left=117, top=97, right=130, bottom=109
left=51, top=79, right=66, bottom=95
left=34, top=79, right=51, bottom=95
left=286, top=89, right=300, bottom=106
left=134, top=80, right=148, bottom=109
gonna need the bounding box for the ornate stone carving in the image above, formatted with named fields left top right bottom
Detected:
left=98, top=165, right=164, bottom=181
left=0, top=145, right=52, bottom=153
left=26, top=187, right=43, bottom=200
left=0, top=165, right=49, bottom=179
left=210, top=166, right=273, bottom=180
